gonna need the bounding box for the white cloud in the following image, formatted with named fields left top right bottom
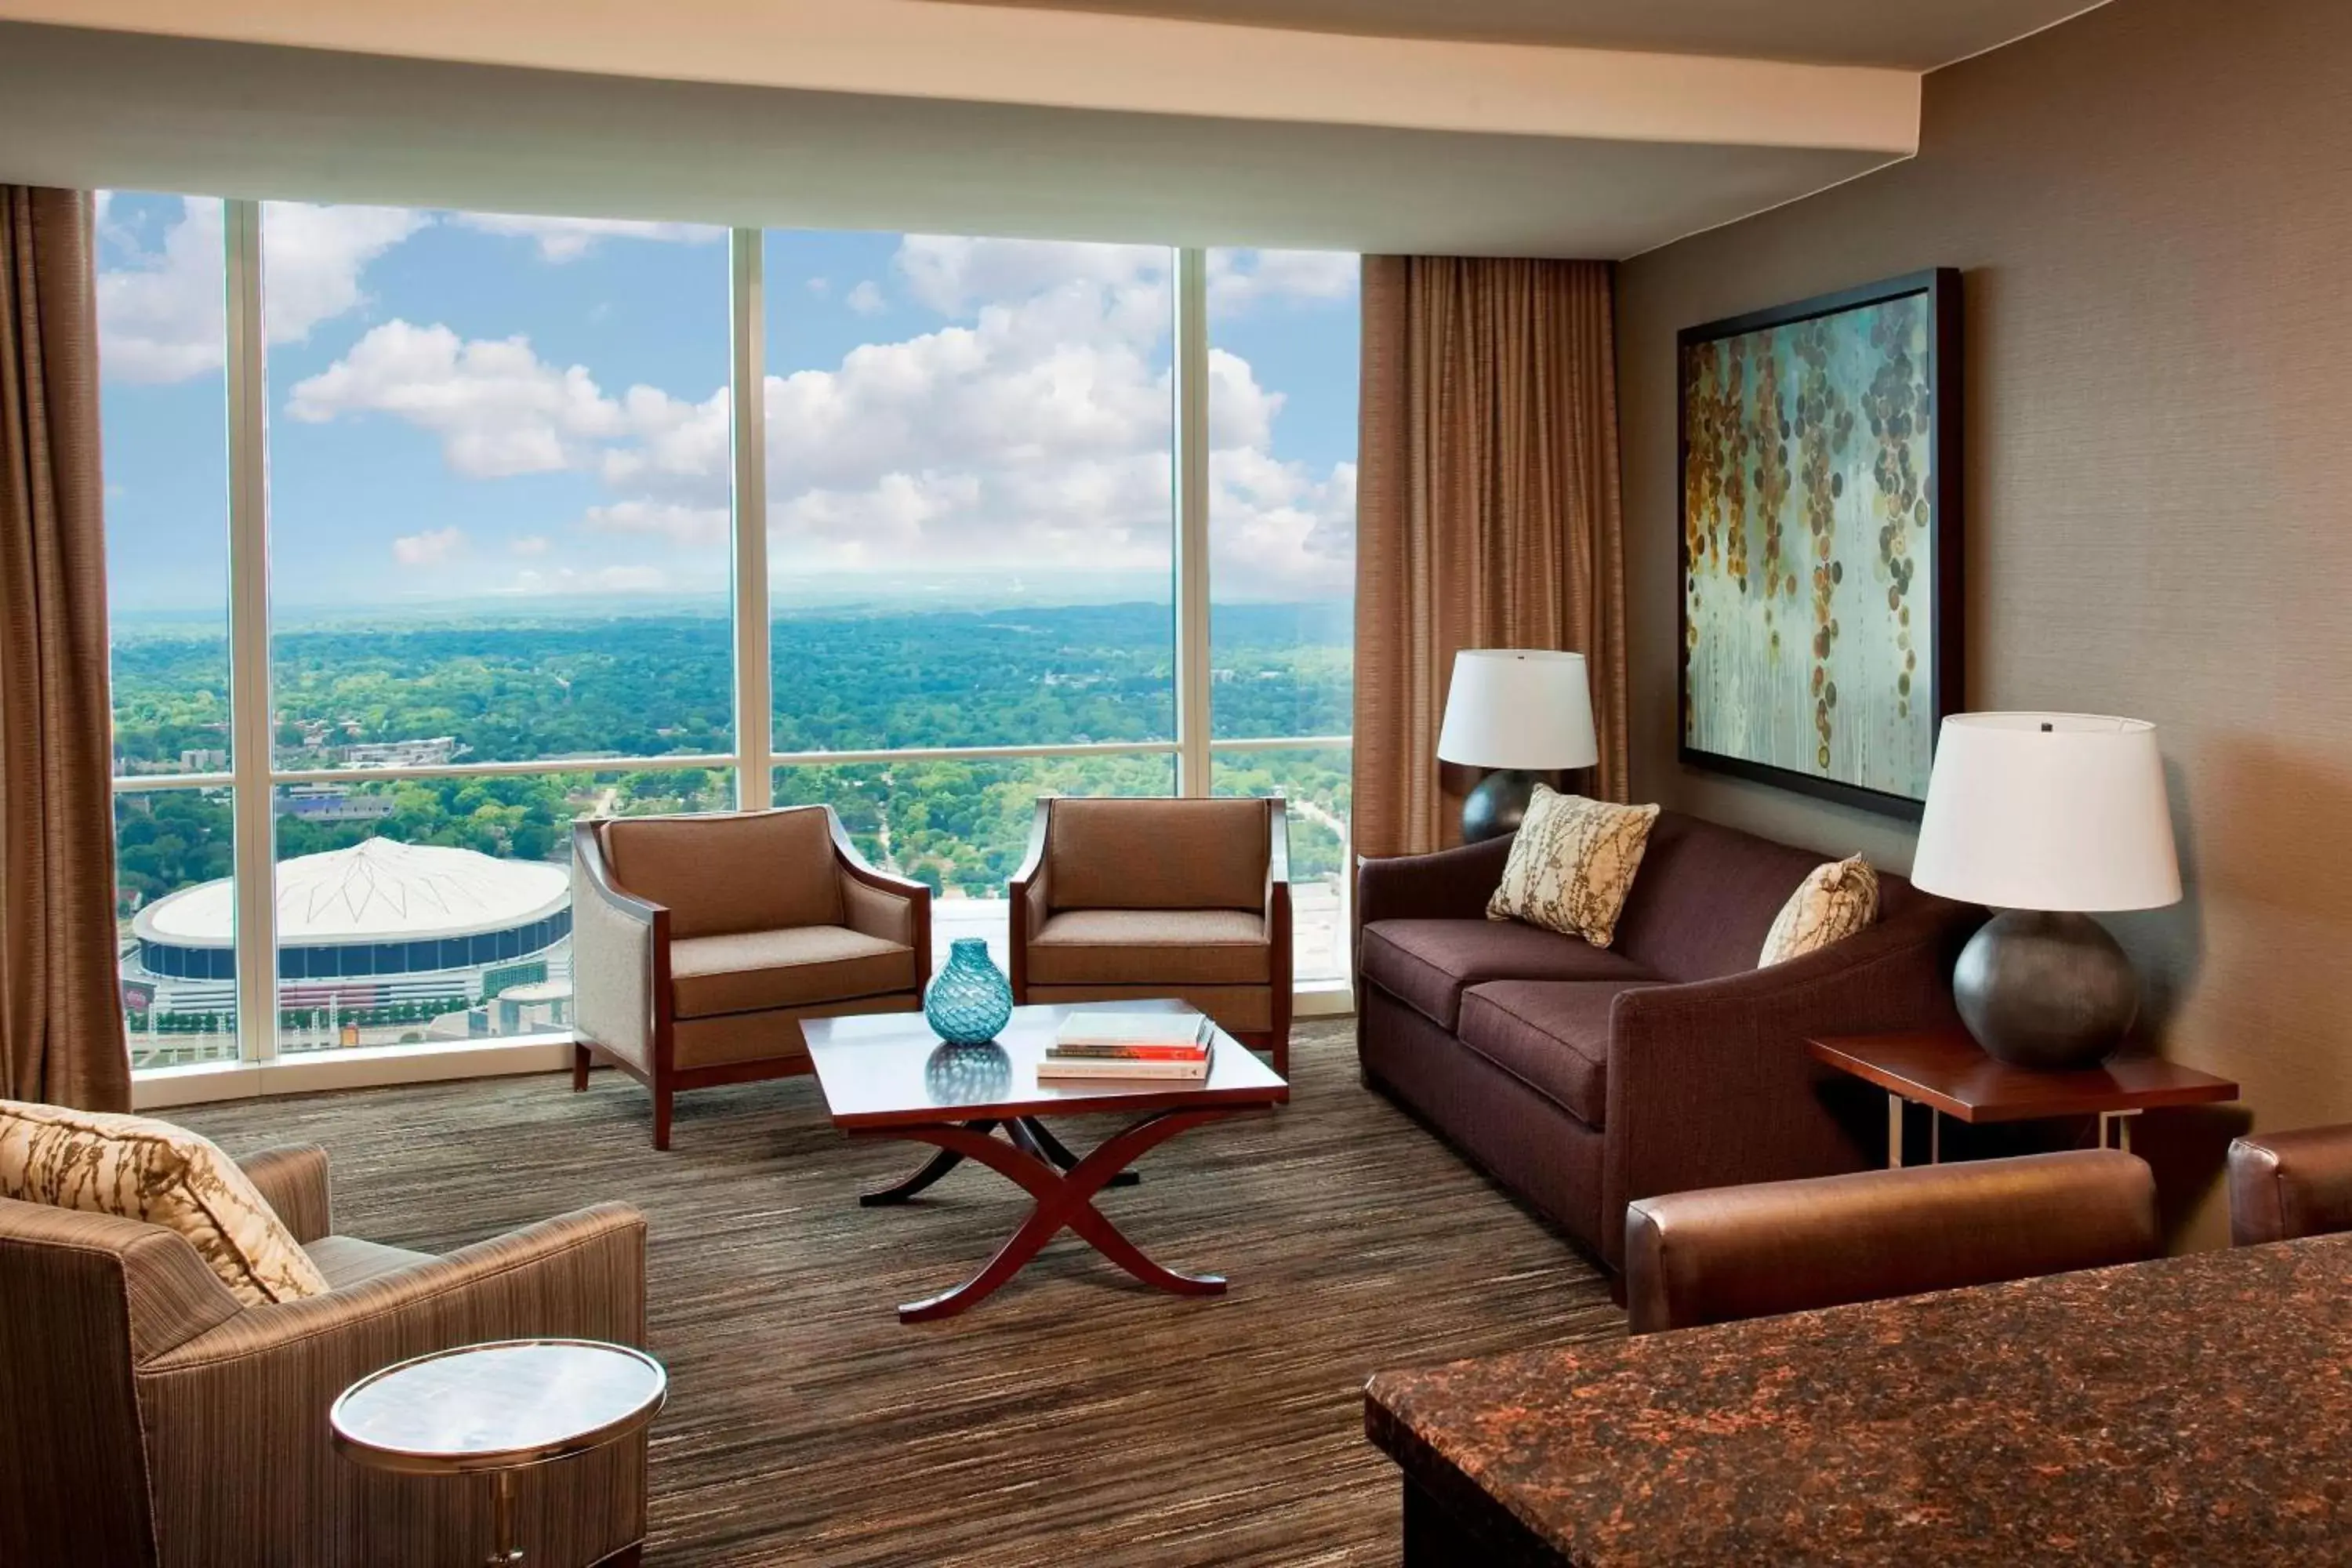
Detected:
left=510, top=535, right=552, bottom=557
left=288, top=321, right=641, bottom=477
left=805, top=277, right=830, bottom=297
left=260, top=203, right=432, bottom=344
left=1209, top=450, right=1356, bottom=596
left=584, top=500, right=730, bottom=549
left=392, top=526, right=464, bottom=567
left=846, top=280, right=887, bottom=316
left=96, top=198, right=426, bottom=384
left=96, top=198, right=227, bottom=384
left=896, top=237, right=1169, bottom=334
left=273, top=230, right=1352, bottom=600
left=1207, top=249, right=1359, bottom=318
left=450, top=212, right=727, bottom=263
left=746, top=234, right=1353, bottom=596
left=507, top=564, right=672, bottom=594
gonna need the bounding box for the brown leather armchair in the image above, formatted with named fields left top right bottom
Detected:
left=2228, top=1125, right=2352, bottom=1245
left=1624, top=1149, right=2160, bottom=1334
left=572, top=805, right=931, bottom=1148
left=0, top=1142, right=648, bottom=1567
left=1009, top=796, right=1292, bottom=1076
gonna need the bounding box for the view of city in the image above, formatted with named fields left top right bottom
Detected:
left=99, top=194, right=1357, bottom=1071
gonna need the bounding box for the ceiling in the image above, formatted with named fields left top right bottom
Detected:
left=0, top=1, right=2111, bottom=256
left=944, top=0, right=2107, bottom=69
left=0, top=22, right=1889, bottom=258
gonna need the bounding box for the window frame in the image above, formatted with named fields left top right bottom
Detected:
left=115, top=210, right=1353, bottom=1102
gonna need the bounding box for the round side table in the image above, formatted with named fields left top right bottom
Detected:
left=331, top=1338, right=666, bottom=1566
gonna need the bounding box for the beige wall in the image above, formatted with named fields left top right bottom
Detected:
left=1616, top=0, right=2352, bottom=1248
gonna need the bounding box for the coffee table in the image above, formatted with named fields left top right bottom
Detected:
left=329, top=1338, right=666, bottom=1566
left=802, top=998, right=1288, bottom=1322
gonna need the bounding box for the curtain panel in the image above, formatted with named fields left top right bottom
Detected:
left=1352, top=255, right=1628, bottom=859
left=1, top=186, right=129, bottom=1112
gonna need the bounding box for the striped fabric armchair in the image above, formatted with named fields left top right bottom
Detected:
left=0, top=1142, right=649, bottom=1567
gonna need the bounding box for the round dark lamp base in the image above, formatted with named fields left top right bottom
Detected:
left=1461, top=769, right=1542, bottom=844
left=1952, top=909, right=2140, bottom=1071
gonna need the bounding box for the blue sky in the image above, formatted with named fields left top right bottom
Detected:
left=96, top=194, right=1358, bottom=616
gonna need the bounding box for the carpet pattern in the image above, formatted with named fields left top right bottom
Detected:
left=179, top=1021, right=1624, bottom=1566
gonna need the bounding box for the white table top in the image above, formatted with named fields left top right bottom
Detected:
left=331, top=1339, right=666, bottom=1475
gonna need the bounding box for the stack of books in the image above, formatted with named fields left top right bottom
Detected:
left=1036, top=1012, right=1216, bottom=1083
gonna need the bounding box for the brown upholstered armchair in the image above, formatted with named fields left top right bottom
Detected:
left=2228, top=1125, right=2352, bottom=1245
left=0, top=1142, right=648, bottom=1567
left=572, top=805, right=931, bottom=1148
left=1008, top=795, right=1292, bottom=1076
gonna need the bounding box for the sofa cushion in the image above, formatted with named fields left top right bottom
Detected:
left=0, top=1100, right=332, bottom=1306
left=1759, top=855, right=1882, bottom=967
left=1028, top=909, right=1269, bottom=985
left=1047, top=797, right=1269, bottom=911
left=1611, top=811, right=1835, bottom=982
left=1487, top=788, right=1661, bottom=947
left=1457, top=981, right=1655, bottom=1129
left=603, top=808, right=844, bottom=939
left=1359, top=918, right=1657, bottom=1030
left=670, top=925, right=915, bottom=1018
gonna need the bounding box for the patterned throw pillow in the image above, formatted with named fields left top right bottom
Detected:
left=0, top=1100, right=330, bottom=1306
left=1486, top=786, right=1662, bottom=948
left=1758, top=855, right=1881, bottom=967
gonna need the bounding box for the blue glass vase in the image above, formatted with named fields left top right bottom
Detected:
left=925, top=938, right=1014, bottom=1045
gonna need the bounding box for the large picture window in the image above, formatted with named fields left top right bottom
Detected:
left=1207, top=248, right=1359, bottom=981
left=96, top=200, right=1358, bottom=1079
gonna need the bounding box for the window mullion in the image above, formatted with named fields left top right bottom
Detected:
left=1173, top=246, right=1212, bottom=797
left=223, top=198, right=278, bottom=1065
left=730, top=228, right=774, bottom=810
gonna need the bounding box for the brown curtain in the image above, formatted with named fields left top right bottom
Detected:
left=0, top=187, right=129, bottom=1112
left=1352, top=256, right=1628, bottom=859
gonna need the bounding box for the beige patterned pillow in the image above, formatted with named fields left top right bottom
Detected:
left=1758, top=855, right=1881, bottom=967
left=0, top=1101, right=329, bottom=1306
left=1486, top=786, right=1662, bottom=948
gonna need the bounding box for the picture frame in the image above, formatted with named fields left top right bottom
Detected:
left=1675, top=268, right=1963, bottom=818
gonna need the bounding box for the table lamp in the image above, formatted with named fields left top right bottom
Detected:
left=1436, top=649, right=1599, bottom=843
left=1909, top=713, right=2182, bottom=1069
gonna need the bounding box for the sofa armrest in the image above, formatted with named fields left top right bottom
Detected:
left=1007, top=800, right=1053, bottom=996
left=1355, top=835, right=1513, bottom=927
left=572, top=820, right=663, bottom=1071
left=147, top=1203, right=648, bottom=1373
left=829, top=806, right=932, bottom=975
left=1600, top=897, right=1983, bottom=1272
left=236, top=1144, right=332, bottom=1244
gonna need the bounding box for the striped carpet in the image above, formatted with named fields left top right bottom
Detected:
left=180, top=1020, right=1624, bottom=1566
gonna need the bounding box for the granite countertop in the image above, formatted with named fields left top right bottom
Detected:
left=1366, top=1233, right=2352, bottom=1566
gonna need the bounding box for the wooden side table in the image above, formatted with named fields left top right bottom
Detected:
left=1807, top=1027, right=2239, bottom=1168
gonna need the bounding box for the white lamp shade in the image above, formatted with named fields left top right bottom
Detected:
left=1911, top=713, right=2182, bottom=912
left=1435, top=649, right=1599, bottom=771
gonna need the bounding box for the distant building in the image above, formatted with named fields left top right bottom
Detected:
left=275, top=782, right=397, bottom=822
left=122, top=838, right=572, bottom=1033
left=177, top=747, right=229, bottom=772
left=341, top=736, right=461, bottom=768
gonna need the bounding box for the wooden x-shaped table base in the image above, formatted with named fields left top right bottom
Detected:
left=858, top=1109, right=1234, bottom=1323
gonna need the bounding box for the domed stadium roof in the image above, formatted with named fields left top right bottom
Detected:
left=133, top=839, right=569, bottom=949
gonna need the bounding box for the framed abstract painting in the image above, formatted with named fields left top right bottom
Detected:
left=1677, top=268, right=1962, bottom=818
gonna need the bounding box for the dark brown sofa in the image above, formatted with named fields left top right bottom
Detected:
left=1356, top=809, right=1984, bottom=1276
